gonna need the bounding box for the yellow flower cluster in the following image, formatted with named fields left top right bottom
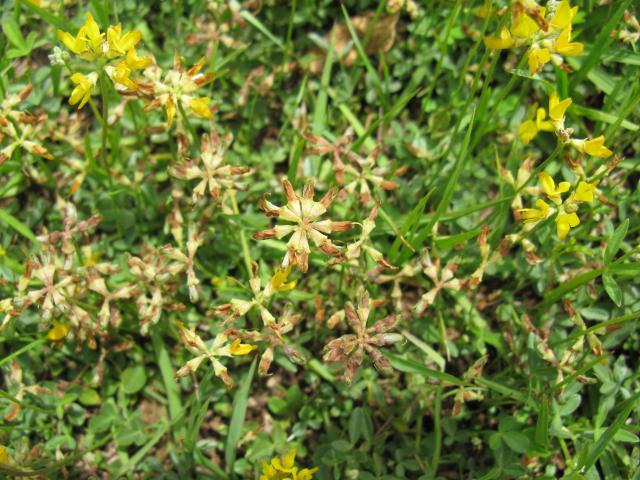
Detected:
left=259, top=448, right=318, bottom=480
left=484, top=0, right=583, bottom=75
left=57, top=12, right=150, bottom=108
left=518, top=172, right=597, bottom=239
left=518, top=91, right=613, bottom=158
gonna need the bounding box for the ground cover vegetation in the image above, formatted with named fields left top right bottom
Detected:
left=0, top=0, right=639, bottom=478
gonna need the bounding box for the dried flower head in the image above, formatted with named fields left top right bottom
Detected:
left=169, top=130, right=250, bottom=204
left=323, top=290, right=402, bottom=383
left=254, top=178, right=354, bottom=273
left=175, top=322, right=256, bottom=388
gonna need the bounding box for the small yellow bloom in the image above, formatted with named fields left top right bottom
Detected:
left=483, top=27, right=515, bottom=50
left=57, top=12, right=105, bottom=60
left=556, top=212, right=580, bottom=240
left=106, top=24, right=142, bottom=58
left=189, top=96, right=213, bottom=119
left=0, top=445, right=10, bottom=465
left=550, top=1, right=578, bottom=31
left=528, top=46, right=551, bottom=75
left=518, top=199, right=551, bottom=224
left=548, top=92, right=572, bottom=124
left=569, top=136, right=613, bottom=158
left=511, top=8, right=544, bottom=39
left=270, top=266, right=297, bottom=292
left=539, top=172, right=570, bottom=205
left=48, top=320, right=70, bottom=341
left=229, top=339, right=257, bottom=356
left=259, top=448, right=318, bottom=480
left=574, top=181, right=597, bottom=203
left=518, top=107, right=554, bottom=145
left=554, top=27, right=584, bottom=56
left=69, top=72, right=97, bottom=109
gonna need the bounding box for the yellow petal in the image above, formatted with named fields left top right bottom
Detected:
left=574, top=181, right=597, bottom=203
left=549, top=95, right=572, bottom=122
left=556, top=212, right=580, bottom=240
left=48, top=321, right=69, bottom=341
left=483, top=27, right=515, bottom=49
left=584, top=136, right=613, bottom=158
left=555, top=28, right=584, bottom=56
left=229, top=339, right=257, bottom=356
left=518, top=119, right=538, bottom=145
left=528, top=47, right=551, bottom=75
left=551, top=1, right=577, bottom=31
left=538, top=172, right=556, bottom=197
left=190, top=97, right=213, bottom=118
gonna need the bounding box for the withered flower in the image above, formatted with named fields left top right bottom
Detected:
left=175, top=322, right=256, bottom=389
left=215, top=262, right=295, bottom=325
left=345, top=204, right=395, bottom=269
left=128, top=244, right=187, bottom=334
left=230, top=306, right=305, bottom=376
left=168, top=130, right=250, bottom=204
left=323, top=291, right=403, bottom=383
left=414, top=252, right=462, bottom=313
left=254, top=178, right=353, bottom=273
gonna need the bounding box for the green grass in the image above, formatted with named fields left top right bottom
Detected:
left=1, top=1, right=640, bottom=478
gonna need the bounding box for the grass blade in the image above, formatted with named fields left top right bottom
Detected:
left=225, top=358, right=257, bottom=474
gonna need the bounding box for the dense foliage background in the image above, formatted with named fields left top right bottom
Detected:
left=1, top=0, right=639, bottom=478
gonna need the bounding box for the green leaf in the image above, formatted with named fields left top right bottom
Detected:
left=17, top=0, right=73, bottom=31
left=349, top=407, right=373, bottom=445
left=386, top=353, right=466, bottom=387
left=569, top=0, right=633, bottom=90
left=78, top=388, right=101, bottom=406
left=121, top=366, right=148, bottom=395
left=502, top=431, right=530, bottom=454
left=0, top=208, right=40, bottom=246
left=578, top=393, right=640, bottom=472
left=602, top=272, right=622, bottom=307
left=2, top=18, right=26, bottom=49
left=151, top=331, right=184, bottom=440
left=571, top=105, right=639, bottom=132
left=225, top=358, right=257, bottom=472
left=604, top=219, right=629, bottom=263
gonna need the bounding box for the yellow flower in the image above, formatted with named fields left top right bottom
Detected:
left=57, top=12, right=105, bottom=60
left=548, top=91, right=572, bottom=128
left=47, top=320, right=70, bottom=341
left=0, top=445, right=10, bottom=465
left=569, top=136, right=613, bottom=158
left=106, top=49, right=150, bottom=89
left=574, top=181, right=597, bottom=203
left=189, top=96, right=213, bottom=119
left=554, top=27, right=584, bottom=56
left=142, top=55, right=214, bottom=127
left=518, top=199, right=551, bottom=224
left=518, top=107, right=554, bottom=145
left=259, top=448, right=318, bottom=480
left=483, top=27, right=515, bottom=50
left=511, top=7, right=544, bottom=39
left=270, top=266, right=297, bottom=292
left=106, top=24, right=142, bottom=58
left=528, top=45, right=551, bottom=74
left=229, top=339, right=258, bottom=356
left=550, top=1, right=578, bottom=31
left=68, top=72, right=97, bottom=109
left=539, top=172, right=570, bottom=205
left=556, top=212, right=579, bottom=240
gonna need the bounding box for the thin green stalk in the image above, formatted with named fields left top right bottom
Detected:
left=423, top=0, right=462, bottom=101
left=230, top=191, right=253, bottom=277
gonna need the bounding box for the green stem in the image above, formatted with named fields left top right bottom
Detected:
left=230, top=191, right=253, bottom=277
left=98, top=71, right=113, bottom=187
